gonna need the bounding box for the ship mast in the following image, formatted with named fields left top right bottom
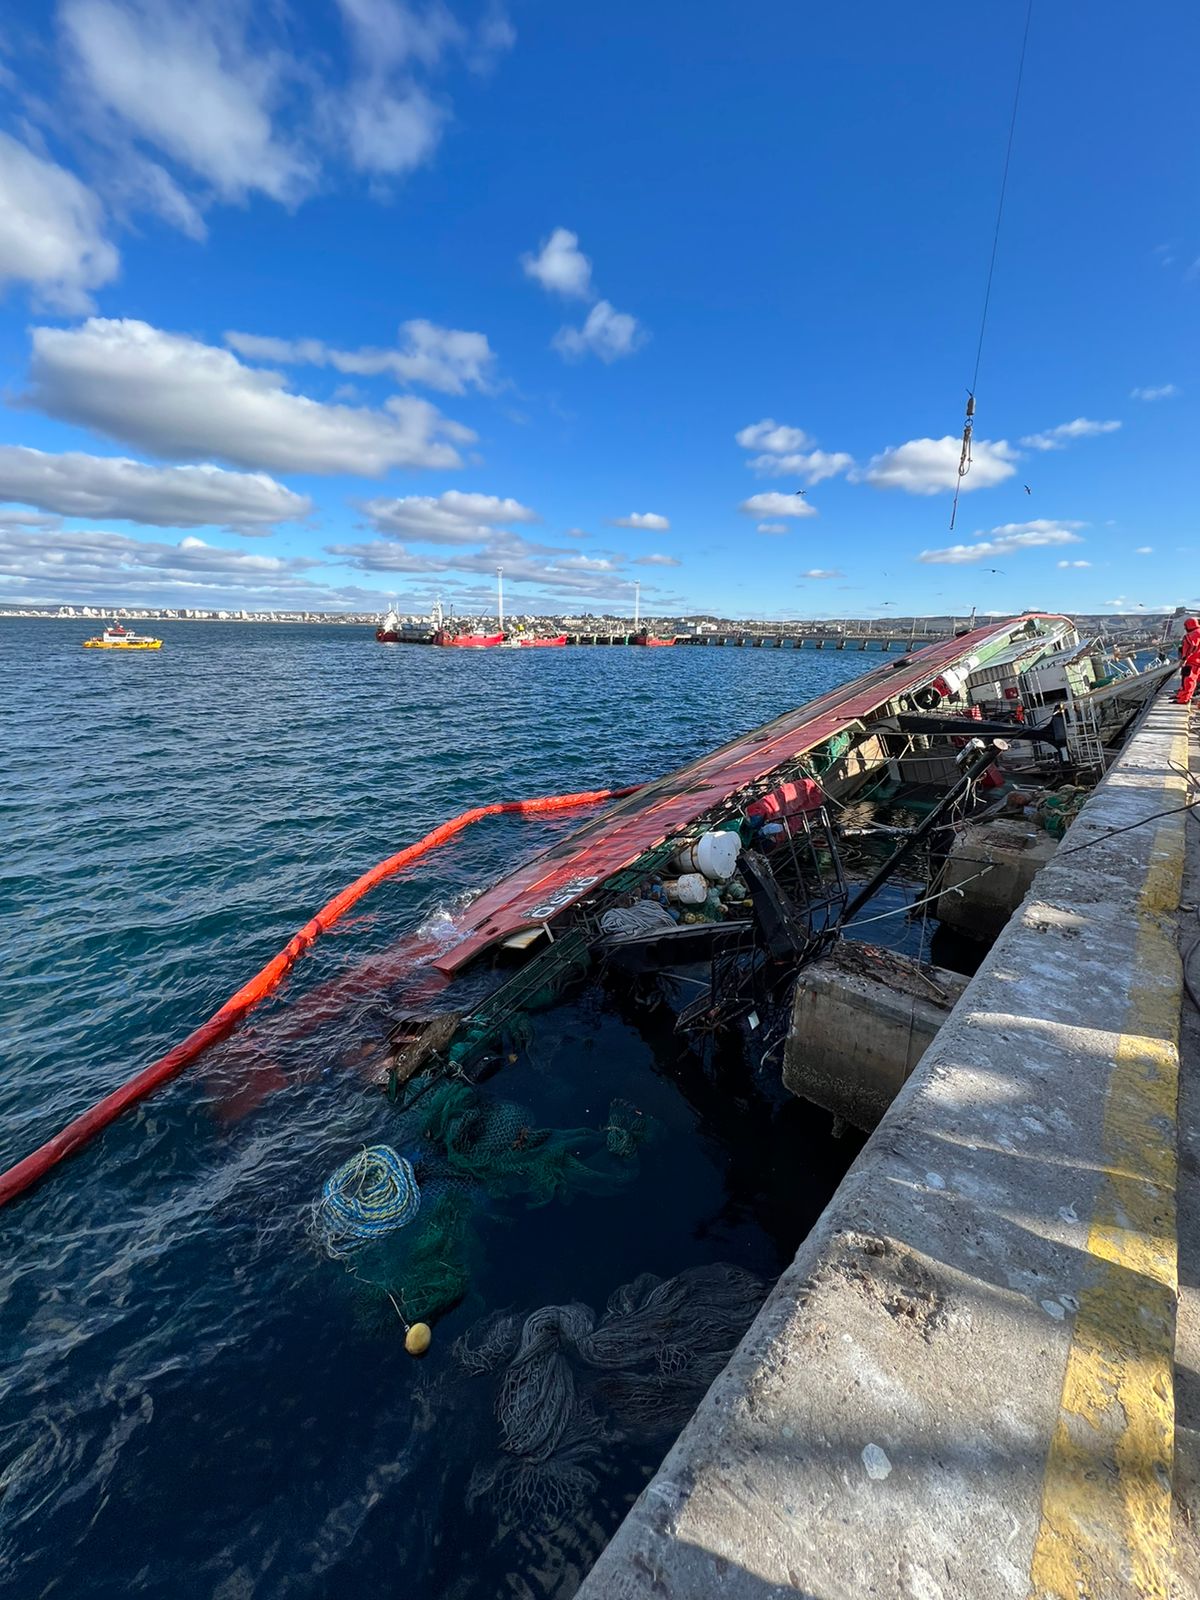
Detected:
left=497, top=567, right=504, bottom=635
left=634, top=580, right=640, bottom=631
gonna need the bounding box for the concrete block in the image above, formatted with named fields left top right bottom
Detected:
left=783, top=944, right=967, bottom=1130
left=935, top=817, right=1057, bottom=940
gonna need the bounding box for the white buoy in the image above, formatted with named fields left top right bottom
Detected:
left=673, top=831, right=741, bottom=882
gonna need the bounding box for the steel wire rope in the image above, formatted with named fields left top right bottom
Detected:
left=949, top=0, right=1035, bottom=531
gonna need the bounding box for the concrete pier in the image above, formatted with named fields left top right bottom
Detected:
left=578, top=688, right=1192, bottom=1600
left=784, top=945, right=968, bottom=1131
left=934, top=817, right=1060, bottom=942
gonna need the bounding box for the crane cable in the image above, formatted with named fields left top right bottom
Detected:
left=949, top=0, right=1035, bottom=532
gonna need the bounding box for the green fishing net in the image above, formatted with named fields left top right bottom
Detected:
left=419, top=1082, right=650, bottom=1209
left=339, top=1084, right=657, bottom=1328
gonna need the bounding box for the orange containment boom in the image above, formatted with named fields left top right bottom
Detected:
left=0, top=784, right=640, bottom=1210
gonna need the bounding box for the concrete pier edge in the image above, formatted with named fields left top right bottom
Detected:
left=579, top=689, right=1190, bottom=1600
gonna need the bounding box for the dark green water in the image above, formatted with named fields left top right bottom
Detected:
left=0, top=620, right=882, bottom=1600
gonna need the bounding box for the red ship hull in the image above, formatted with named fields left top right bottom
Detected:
left=519, top=634, right=568, bottom=647
left=425, top=614, right=1070, bottom=975
left=631, top=634, right=676, bottom=646
left=433, top=630, right=504, bottom=647
left=375, top=629, right=400, bottom=643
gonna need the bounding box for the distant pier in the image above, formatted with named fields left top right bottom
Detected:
left=564, top=630, right=949, bottom=651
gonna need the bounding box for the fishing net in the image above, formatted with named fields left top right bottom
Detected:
left=451, top=1310, right=521, bottom=1375
left=466, top=1436, right=600, bottom=1528
left=603, top=1098, right=651, bottom=1159
left=318, top=1085, right=657, bottom=1328
left=419, top=1082, right=652, bottom=1208
left=350, top=1185, right=475, bottom=1325
left=454, top=1263, right=766, bottom=1520
left=575, top=1264, right=765, bottom=1374
left=496, top=1303, right=596, bottom=1461
left=311, top=1146, right=421, bottom=1258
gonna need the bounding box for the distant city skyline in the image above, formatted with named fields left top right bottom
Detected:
left=0, top=3, right=1195, bottom=618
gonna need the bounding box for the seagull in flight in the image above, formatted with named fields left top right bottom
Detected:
left=1023, top=485, right=1032, bottom=495
left=793, top=488, right=806, bottom=497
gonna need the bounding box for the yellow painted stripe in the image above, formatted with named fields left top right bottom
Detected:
left=1029, top=717, right=1188, bottom=1599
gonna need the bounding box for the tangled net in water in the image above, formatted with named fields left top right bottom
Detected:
left=496, top=1303, right=596, bottom=1461
left=466, top=1434, right=601, bottom=1529
left=419, top=1082, right=655, bottom=1209
left=311, top=1146, right=421, bottom=1258
left=603, top=1098, right=651, bottom=1159
left=453, top=1262, right=765, bottom=1526
left=323, top=1085, right=657, bottom=1329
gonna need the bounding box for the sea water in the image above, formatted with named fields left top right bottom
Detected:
left=1, top=619, right=891, bottom=1599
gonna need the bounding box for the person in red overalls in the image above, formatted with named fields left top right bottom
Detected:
left=1175, top=617, right=1200, bottom=704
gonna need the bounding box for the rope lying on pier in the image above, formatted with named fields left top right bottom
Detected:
left=0, top=783, right=641, bottom=1210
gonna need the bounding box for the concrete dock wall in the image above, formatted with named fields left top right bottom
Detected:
left=784, top=946, right=968, bottom=1130
left=578, top=689, right=1189, bottom=1600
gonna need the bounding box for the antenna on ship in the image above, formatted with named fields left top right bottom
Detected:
left=949, top=0, right=1034, bottom=532
left=497, top=567, right=504, bottom=635
left=633, top=580, right=641, bottom=632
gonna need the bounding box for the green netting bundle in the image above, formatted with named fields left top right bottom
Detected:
left=419, top=1082, right=653, bottom=1209
left=335, top=1085, right=658, bottom=1330
left=349, top=1185, right=475, bottom=1326
left=805, top=730, right=852, bottom=776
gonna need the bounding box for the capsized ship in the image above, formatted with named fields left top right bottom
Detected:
left=3, top=612, right=1176, bottom=1220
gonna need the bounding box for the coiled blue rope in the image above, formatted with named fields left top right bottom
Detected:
left=313, top=1145, right=421, bottom=1258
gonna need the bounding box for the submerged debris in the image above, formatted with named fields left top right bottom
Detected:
left=454, top=1264, right=767, bottom=1527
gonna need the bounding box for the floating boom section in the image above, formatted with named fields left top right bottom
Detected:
left=431, top=615, right=1069, bottom=975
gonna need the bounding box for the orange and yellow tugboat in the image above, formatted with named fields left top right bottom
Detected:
left=83, top=622, right=163, bottom=651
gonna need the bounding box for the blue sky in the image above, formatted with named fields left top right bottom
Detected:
left=0, top=0, right=1195, bottom=619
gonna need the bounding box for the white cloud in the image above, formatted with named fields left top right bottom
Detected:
left=747, top=448, right=855, bottom=483
left=25, top=319, right=475, bottom=475
left=553, top=300, right=646, bottom=363
left=341, top=82, right=444, bottom=177
left=756, top=522, right=787, bottom=534
left=331, top=529, right=648, bottom=602
left=53, top=0, right=512, bottom=234
left=735, top=419, right=811, bottom=454
left=736, top=417, right=854, bottom=485
left=363, top=490, right=537, bottom=544
left=0, top=445, right=309, bottom=531
left=61, top=0, right=313, bottom=204
left=1055, top=559, right=1091, bottom=569
left=1136, top=546, right=1154, bottom=554
left=860, top=436, right=1017, bottom=494
left=919, top=520, right=1086, bottom=564
left=521, top=227, right=593, bottom=298
left=1019, top=417, right=1121, bottom=451
left=608, top=512, right=670, bottom=531
left=225, top=321, right=496, bottom=395
left=524, top=228, right=647, bottom=363
left=801, top=568, right=843, bottom=579
left=739, top=493, right=817, bottom=519
left=0, top=131, right=119, bottom=312
left=0, top=524, right=356, bottom=607
left=1131, top=385, right=1179, bottom=401
left=634, top=554, right=680, bottom=567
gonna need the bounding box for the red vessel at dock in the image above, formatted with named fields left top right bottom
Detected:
left=433, top=629, right=504, bottom=647
left=631, top=633, right=676, bottom=647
